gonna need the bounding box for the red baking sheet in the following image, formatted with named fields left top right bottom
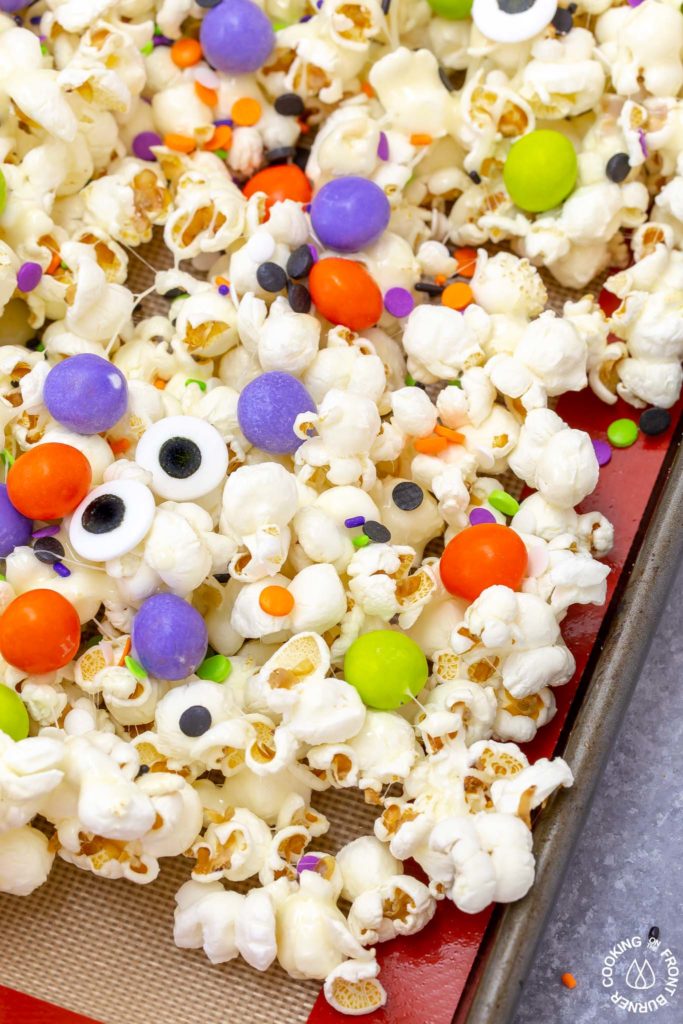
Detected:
left=0, top=393, right=678, bottom=1024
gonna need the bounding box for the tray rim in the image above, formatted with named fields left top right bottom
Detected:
left=458, top=430, right=683, bottom=1024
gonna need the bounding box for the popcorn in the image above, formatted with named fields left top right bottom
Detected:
left=0, top=825, right=55, bottom=896
left=509, top=409, right=599, bottom=508
left=348, top=874, right=436, bottom=945
left=336, top=836, right=403, bottom=902
left=402, top=303, right=491, bottom=383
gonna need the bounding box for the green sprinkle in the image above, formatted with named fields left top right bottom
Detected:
left=0, top=450, right=14, bottom=467
left=448, top=379, right=463, bottom=389
left=60, top=261, right=69, bottom=271
left=125, top=656, right=147, bottom=680
left=353, top=535, right=371, bottom=549
left=171, top=292, right=189, bottom=303
left=40, top=43, right=48, bottom=56
left=197, top=654, right=232, bottom=683
left=0, top=574, right=5, bottom=582
left=36, top=343, right=45, bottom=352
left=141, top=41, right=153, bottom=55
left=185, top=378, right=207, bottom=391
left=607, top=417, right=639, bottom=448
left=272, top=20, right=289, bottom=30
left=405, top=373, right=417, bottom=387
left=488, top=489, right=520, bottom=517
left=213, top=148, right=228, bottom=160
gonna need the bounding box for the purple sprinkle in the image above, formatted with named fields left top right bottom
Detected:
left=53, top=562, right=71, bottom=578
left=300, top=13, right=312, bottom=20
left=218, top=284, right=229, bottom=295
left=132, top=131, right=162, bottom=162
left=638, top=129, right=648, bottom=158
left=32, top=525, right=60, bottom=540
left=17, top=262, right=43, bottom=293
left=214, top=118, right=233, bottom=127
left=153, top=34, right=173, bottom=46
left=377, top=131, right=389, bottom=162
left=627, top=0, right=644, bottom=6
left=384, top=286, right=414, bottom=318
left=297, top=854, right=320, bottom=875
left=31, top=15, right=41, bottom=24
left=593, top=439, right=612, bottom=466
left=344, top=515, right=366, bottom=528
left=308, top=243, right=319, bottom=264
left=469, top=507, right=496, bottom=526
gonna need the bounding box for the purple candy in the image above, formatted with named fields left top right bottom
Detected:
left=132, top=131, right=162, bottom=161
left=593, top=439, right=612, bottom=466
left=17, top=262, right=42, bottom=293
left=0, top=0, right=29, bottom=10
left=469, top=507, right=497, bottom=526
left=0, top=484, right=32, bottom=557
left=237, top=372, right=316, bottom=455
left=384, top=287, right=414, bottom=318
left=200, top=0, right=275, bottom=74
left=310, top=176, right=390, bottom=253
left=43, top=354, right=128, bottom=435
left=132, top=593, right=208, bottom=681
left=377, top=132, right=389, bottom=161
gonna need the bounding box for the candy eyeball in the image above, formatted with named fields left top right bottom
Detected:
left=68, top=480, right=156, bottom=562
left=135, top=415, right=229, bottom=500
left=472, top=0, right=558, bottom=43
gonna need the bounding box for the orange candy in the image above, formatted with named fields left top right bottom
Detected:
left=204, top=124, right=233, bottom=152
left=439, top=523, right=528, bottom=602
left=195, top=81, right=218, bottom=107
left=309, top=257, right=383, bottom=333
left=232, top=97, right=262, bottom=126
left=442, top=281, right=473, bottom=311
left=0, top=589, right=81, bottom=674
left=454, top=247, right=478, bottom=278
left=243, top=164, right=313, bottom=209
left=7, top=443, right=91, bottom=520
left=259, top=585, right=294, bottom=617
left=171, top=38, right=202, bottom=68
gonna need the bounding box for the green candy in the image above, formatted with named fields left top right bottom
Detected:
left=427, top=0, right=473, bottom=18
left=344, top=630, right=428, bottom=711
left=503, top=130, right=577, bottom=213
left=197, top=654, right=232, bottom=683
left=0, top=170, right=6, bottom=217
left=0, top=684, right=29, bottom=741
left=488, top=489, right=520, bottom=517
left=607, top=418, right=639, bottom=448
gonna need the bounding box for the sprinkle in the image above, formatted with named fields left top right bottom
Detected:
left=639, top=407, right=670, bottom=436
left=215, top=276, right=230, bottom=288
left=288, top=282, right=312, bottom=313
left=410, top=133, right=433, bottom=146
left=648, top=927, right=660, bottom=941
left=405, top=373, right=417, bottom=386
left=415, top=281, right=445, bottom=296
left=163, top=288, right=188, bottom=300
left=109, top=437, right=131, bottom=455
left=592, top=439, right=612, bottom=466
left=361, top=82, right=374, bottom=98
left=140, top=41, right=153, bottom=55
left=449, top=379, right=463, bottom=388
left=53, top=562, right=71, bottom=578
left=384, top=287, right=414, bottom=318
left=607, top=417, right=639, bottom=448
left=308, top=243, right=319, bottom=264
left=203, top=124, right=233, bottom=152
left=125, top=656, right=147, bottom=680
left=17, top=262, right=43, bottom=293
left=32, top=525, right=60, bottom=539
left=259, top=585, right=294, bottom=617
left=287, top=244, right=314, bottom=280
left=213, top=148, right=228, bottom=160
left=171, top=38, right=203, bottom=68
left=185, top=378, right=207, bottom=391
left=344, top=515, right=366, bottom=528
left=297, top=854, right=320, bottom=875
left=196, top=654, right=232, bottom=683
left=46, top=251, right=61, bottom=276
left=153, top=378, right=167, bottom=390
left=442, top=281, right=473, bottom=310
left=561, top=973, right=577, bottom=989
left=363, top=520, right=391, bottom=543
left=377, top=132, right=390, bottom=161
left=598, top=286, right=620, bottom=317
left=392, top=481, right=424, bottom=511
left=605, top=152, right=630, bottom=183
left=256, top=261, right=288, bottom=293
left=232, top=97, right=262, bottom=126
left=381, top=0, right=391, bottom=11
left=487, top=489, right=520, bottom=516
left=153, top=33, right=173, bottom=47
left=0, top=449, right=14, bottom=466
left=118, top=637, right=132, bottom=666
left=638, top=129, right=648, bottom=158
left=454, top=247, right=478, bottom=278
left=218, top=284, right=229, bottom=295
left=469, top=507, right=497, bottom=526
left=195, top=81, right=218, bottom=107
left=246, top=232, right=277, bottom=263
left=213, top=118, right=234, bottom=128
left=414, top=435, right=448, bottom=455
left=434, top=424, right=465, bottom=444
left=353, top=534, right=370, bottom=548
left=275, top=93, right=304, bottom=117
left=164, top=133, right=196, bottom=153
left=132, top=131, right=162, bottom=162
left=34, top=538, right=64, bottom=565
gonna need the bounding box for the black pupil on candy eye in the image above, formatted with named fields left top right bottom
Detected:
left=159, top=437, right=202, bottom=479
left=82, top=494, right=126, bottom=535
left=179, top=705, right=212, bottom=737
left=497, top=0, right=536, bottom=12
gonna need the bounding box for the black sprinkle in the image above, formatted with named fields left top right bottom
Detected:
left=392, top=481, right=424, bottom=511
left=439, top=67, right=455, bottom=92
left=163, top=287, right=187, bottom=300
left=179, top=705, right=212, bottom=737
left=275, top=93, right=305, bottom=117
left=606, top=153, right=630, bottom=183
left=648, top=926, right=660, bottom=941
left=469, top=170, right=482, bottom=184
left=288, top=282, right=312, bottom=313
left=136, top=765, right=151, bottom=778
left=257, top=261, right=288, bottom=292
left=416, top=281, right=445, bottom=296
left=551, top=7, right=573, bottom=33
left=293, top=147, right=310, bottom=172
left=266, top=146, right=297, bottom=165
left=82, top=493, right=126, bottom=535
left=363, top=520, right=392, bottom=543
left=639, top=407, right=671, bottom=436
left=381, top=0, right=391, bottom=11
left=287, top=244, right=314, bottom=280
left=159, top=436, right=202, bottom=479
left=10, top=380, right=19, bottom=388
left=34, top=537, right=65, bottom=564
left=213, top=572, right=230, bottom=584
left=25, top=338, right=43, bottom=351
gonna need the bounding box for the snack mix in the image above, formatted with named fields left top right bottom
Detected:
left=0, top=0, right=679, bottom=1015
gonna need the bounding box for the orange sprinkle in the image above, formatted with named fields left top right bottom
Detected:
left=153, top=377, right=167, bottom=390
left=298, top=121, right=310, bottom=135
left=361, top=82, right=374, bottom=97
left=232, top=97, right=262, bottom=127
left=204, top=124, right=232, bottom=152
left=442, top=281, right=474, bottom=311
left=164, top=132, right=196, bottom=153
left=414, top=435, right=449, bottom=456
left=46, top=250, right=60, bottom=276
left=259, top=585, right=294, bottom=617
left=215, top=276, right=230, bottom=288
left=435, top=274, right=447, bottom=286
left=195, top=81, right=218, bottom=107
left=410, top=133, right=433, bottom=146
left=454, top=246, right=478, bottom=278
left=561, top=974, right=577, bottom=990
left=118, top=636, right=132, bottom=667
left=171, top=38, right=202, bottom=68
left=434, top=425, right=465, bottom=444
left=108, top=437, right=131, bottom=455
